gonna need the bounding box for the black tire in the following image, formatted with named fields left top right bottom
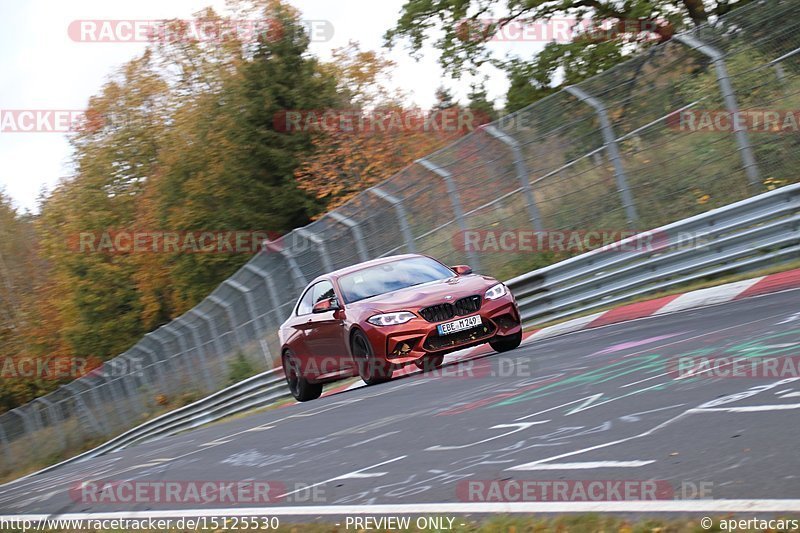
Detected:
left=351, top=329, right=393, bottom=385
left=489, top=330, right=523, bottom=352
left=414, top=354, right=445, bottom=372
left=282, top=350, right=323, bottom=402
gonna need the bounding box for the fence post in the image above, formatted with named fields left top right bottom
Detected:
left=483, top=125, right=544, bottom=232
left=188, top=308, right=228, bottom=381
left=0, top=423, right=12, bottom=468
left=175, top=316, right=216, bottom=391
left=61, top=383, right=104, bottom=435
left=564, top=85, right=639, bottom=229
left=223, top=279, right=271, bottom=370
left=224, top=279, right=262, bottom=336
left=674, top=34, right=761, bottom=190
left=265, top=239, right=307, bottom=293
left=295, top=227, right=334, bottom=273
left=328, top=212, right=369, bottom=262
left=368, top=187, right=416, bottom=253
left=147, top=330, right=181, bottom=377
left=36, top=397, right=66, bottom=451
left=161, top=323, right=199, bottom=390
left=209, top=295, right=245, bottom=352
left=416, top=158, right=481, bottom=269
left=133, top=343, right=168, bottom=393
left=244, top=264, right=284, bottom=327
left=110, top=355, right=144, bottom=416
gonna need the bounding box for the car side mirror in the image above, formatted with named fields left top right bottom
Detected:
left=451, top=265, right=473, bottom=276
left=312, top=297, right=339, bottom=313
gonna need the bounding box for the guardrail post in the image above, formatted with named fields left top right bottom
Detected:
left=244, top=264, right=284, bottom=327
left=565, top=85, right=639, bottom=229
left=674, top=34, right=761, bottom=190
left=416, top=158, right=481, bottom=269
left=328, top=212, right=369, bottom=262
left=368, top=187, right=416, bottom=253
left=295, top=228, right=334, bottom=272
left=265, top=239, right=307, bottom=293
left=484, top=125, right=544, bottom=232
left=188, top=309, right=228, bottom=380
left=175, top=316, right=216, bottom=391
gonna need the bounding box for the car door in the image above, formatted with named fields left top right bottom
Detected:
left=284, top=283, right=318, bottom=375
left=304, top=280, right=351, bottom=374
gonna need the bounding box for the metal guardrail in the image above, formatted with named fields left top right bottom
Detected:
left=16, top=183, right=795, bottom=482
left=4, top=369, right=290, bottom=482
left=507, top=183, right=800, bottom=325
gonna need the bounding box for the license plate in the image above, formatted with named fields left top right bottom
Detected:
left=437, top=315, right=481, bottom=335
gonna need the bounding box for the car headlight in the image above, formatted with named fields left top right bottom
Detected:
left=367, top=311, right=416, bottom=326
left=484, top=283, right=507, bottom=300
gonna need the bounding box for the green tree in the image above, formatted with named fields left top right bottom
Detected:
left=385, top=0, right=752, bottom=111
left=148, top=0, right=342, bottom=310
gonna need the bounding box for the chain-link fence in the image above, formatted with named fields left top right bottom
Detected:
left=4, top=0, right=799, bottom=478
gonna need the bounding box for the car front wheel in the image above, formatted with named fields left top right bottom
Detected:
left=414, top=354, right=445, bottom=372
left=282, top=349, right=323, bottom=402
left=489, top=330, right=522, bottom=352
left=351, top=329, right=393, bottom=385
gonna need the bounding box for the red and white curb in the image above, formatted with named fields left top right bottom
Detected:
left=323, top=268, right=800, bottom=396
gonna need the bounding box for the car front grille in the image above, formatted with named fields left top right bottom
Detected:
left=419, top=303, right=455, bottom=322
left=419, top=295, right=482, bottom=323
left=454, top=295, right=481, bottom=315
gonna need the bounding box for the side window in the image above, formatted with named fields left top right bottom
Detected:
left=295, top=285, right=316, bottom=316
left=313, top=281, right=335, bottom=305
left=296, top=281, right=336, bottom=315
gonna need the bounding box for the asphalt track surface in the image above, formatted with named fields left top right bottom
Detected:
left=2, top=289, right=799, bottom=520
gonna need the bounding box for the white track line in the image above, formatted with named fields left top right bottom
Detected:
left=509, top=460, right=655, bottom=470
left=6, top=500, right=800, bottom=520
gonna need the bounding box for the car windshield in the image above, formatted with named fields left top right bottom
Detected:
left=338, top=257, right=454, bottom=303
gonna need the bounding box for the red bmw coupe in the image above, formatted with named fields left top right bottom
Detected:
left=279, top=253, right=522, bottom=401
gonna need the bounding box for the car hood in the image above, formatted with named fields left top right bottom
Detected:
left=348, top=274, right=498, bottom=313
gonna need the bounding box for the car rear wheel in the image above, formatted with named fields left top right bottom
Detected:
left=282, top=349, right=323, bottom=402
left=489, top=330, right=522, bottom=352
left=414, top=354, right=445, bottom=372
left=351, top=329, right=393, bottom=385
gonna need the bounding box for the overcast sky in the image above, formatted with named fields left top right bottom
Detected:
left=0, top=0, right=543, bottom=213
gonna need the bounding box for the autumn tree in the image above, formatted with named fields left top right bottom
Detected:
left=294, top=45, right=475, bottom=212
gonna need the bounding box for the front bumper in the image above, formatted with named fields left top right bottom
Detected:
left=361, top=294, right=521, bottom=366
